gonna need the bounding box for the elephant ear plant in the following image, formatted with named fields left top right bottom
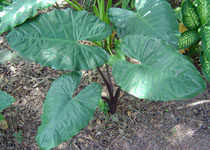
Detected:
left=2, top=0, right=207, bottom=149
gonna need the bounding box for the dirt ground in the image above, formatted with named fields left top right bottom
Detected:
left=1, top=1, right=210, bottom=150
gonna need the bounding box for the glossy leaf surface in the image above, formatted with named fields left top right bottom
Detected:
left=7, top=8, right=112, bottom=71
left=201, top=25, right=210, bottom=61
left=109, top=0, right=179, bottom=47
left=112, top=35, right=206, bottom=100
left=0, top=91, right=15, bottom=110
left=182, top=0, right=200, bottom=29
left=0, top=0, right=56, bottom=34
left=36, top=72, right=101, bottom=150
left=197, top=0, right=210, bottom=25
left=178, top=29, right=200, bottom=49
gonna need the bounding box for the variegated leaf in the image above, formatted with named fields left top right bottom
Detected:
left=197, top=0, right=210, bottom=25
left=201, top=25, right=210, bottom=60
left=182, top=0, right=200, bottom=29
left=178, top=29, right=200, bottom=49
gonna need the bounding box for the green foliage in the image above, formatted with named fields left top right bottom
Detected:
left=112, top=34, right=205, bottom=100
left=182, top=0, right=200, bottom=29
left=179, top=0, right=210, bottom=81
left=3, top=0, right=210, bottom=149
left=7, top=8, right=112, bottom=71
left=36, top=72, right=101, bottom=150
left=82, top=0, right=96, bottom=11
left=98, top=99, right=109, bottom=115
left=196, top=0, right=210, bottom=25
left=201, top=25, right=210, bottom=61
left=108, top=39, right=126, bottom=66
left=0, top=0, right=11, bottom=11
left=114, top=0, right=135, bottom=10
left=178, top=29, right=200, bottom=49
left=0, top=91, right=15, bottom=111
left=0, top=0, right=57, bottom=34
left=200, top=54, right=210, bottom=81
left=175, top=7, right=183, bottom=22
left=109, top=0, right=179, bottom=47
left=13, top=130, right=23, bottom=143
left=0, top=114, right=4, bottom=121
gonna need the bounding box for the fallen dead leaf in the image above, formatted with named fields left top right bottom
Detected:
left=0, top=120, right=8, bottom=130
left=78, top=138, right=84, bottom=143
left=127, top=111, right=132, bottom=117
left=96, top=119, right=102, bottom=126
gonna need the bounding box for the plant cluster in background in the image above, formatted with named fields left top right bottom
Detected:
left=177, top=0, right=210, bottom=81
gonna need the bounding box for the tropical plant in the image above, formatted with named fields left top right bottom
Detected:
left=0, top=0, right=208, bottom=149
left=178, top=0, right=210, bottom=81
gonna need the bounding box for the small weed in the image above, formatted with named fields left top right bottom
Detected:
left=13, top=130, right=23, bottom=143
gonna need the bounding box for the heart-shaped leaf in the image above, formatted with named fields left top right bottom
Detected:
left=112, top=35, right=206, bottom=100
left=0, top=0, right=57, bottom=34
left=178, top=29, right=200, bottom=49
left=7, top=8, right=112, bottom=71
left=0, top=91, right=15, bottom=110
left=197, top=0, right=210, bottom=25
left=182, top=0, right=200, bottom=29
left=108, top=0, right=179, bottom=47
left=36, top=72, right=101, bottom=150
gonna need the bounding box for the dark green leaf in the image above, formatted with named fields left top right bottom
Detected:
left=0, top=0, right=57, bottom=34
left=109, top=0, right=179, bottom=47
left=112, top=35, right=206, bottom=100
left=178, top=29, right=200, bottom=49
left=197, top=0, right=210, bottom=25
left=200, top=54, right=210, bottom=81
left=0, top=91, right=15, bottom=110
left=0, top=113, right=4, bottom=121
left=36, top=72, right=101, bottom=150
left=201, top=25, right=210, bottom=61
left=7, top=8, right=112, bottom=71
left=182, top=0, right=200, bottom=29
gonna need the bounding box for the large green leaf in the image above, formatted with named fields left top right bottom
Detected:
left=201, top=25, right=210, bottom=60
left=0, top=0, right=56, bottom=34
left=197, top=0, right=210, bottom=25
left=108, top=0, right=179, bottom=47
left=0, top=91, right=15, bottom=110
left=200, top=54, right=210, bottom=81
left=36, top=72, right=101, bottom=150
left=178, top=29, right=200, bottom=49
left=182, top=0, right=200, bottom=29
left=112, top=35, right=206, bottom=101
left=7, top=8, right=112, bottom=71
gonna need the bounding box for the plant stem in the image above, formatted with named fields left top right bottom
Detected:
left=114, top=87, right=121, bottom=103
left=97, top=67, right=117, bottom=114
left=106, top=64, right=113, bottom=93
left=97, top=67, right=114, bottom=98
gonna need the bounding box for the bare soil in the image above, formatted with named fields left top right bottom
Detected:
left=1, top=1, right=210, bottom=150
